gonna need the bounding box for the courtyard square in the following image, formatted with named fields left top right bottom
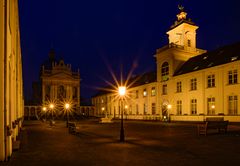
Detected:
left=3, top=119, right=240, bottom=166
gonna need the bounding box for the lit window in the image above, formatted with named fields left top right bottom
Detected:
left=162, top=84, right=167, bottom=95
left=207, top=74, right=215, bottom=88
left=151, top=87, right=156, bottom=96
left=176, top=81, right=182, bottom=93
left=177, top=100, right=182, bottom=115
left=161, top=62, right=169, bottom=81
left=207, top=97, right=215, bottom=115
left=190, top=78, right=197, bottom=90
left=228, top=70, right=238, bottom=84
left=228, top=95, right=238, bottom=115
left=191, top=99, right=197, bottom=115
left=143, top=89, right=147, bottom=97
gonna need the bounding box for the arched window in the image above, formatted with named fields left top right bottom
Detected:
left=161, top=62, right=169, bottom=81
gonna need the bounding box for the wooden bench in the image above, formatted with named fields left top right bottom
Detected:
left=198, top=117, right=229, bottom=136
left=68, top=122, right=80, bottom=135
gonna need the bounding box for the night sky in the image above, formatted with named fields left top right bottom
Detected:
left=19, top=0, right=240, bottom=100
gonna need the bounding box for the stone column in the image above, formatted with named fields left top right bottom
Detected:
left=53, top=84, right=56, bottom=100
left=0, top=0, right=5, bottom=159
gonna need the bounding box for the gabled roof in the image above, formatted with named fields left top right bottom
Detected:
left=174, top=42, right=240, bottom=76
left=92, top=71, right=157, bottom=97
left=129, top=71, right=156, bottom=87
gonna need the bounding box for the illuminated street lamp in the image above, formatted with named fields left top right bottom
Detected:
left=167, top=104, right=172, bottom=122
left=49, top=103, right=54, bottom=123
left=42, top=107, right=47, bottom=121
left=167, top=104, right=172, bottom=110
left=101, top=107, right=106, bottom=117
left=118, top=86, right=126, bottom=142
left=65, top=103, right=70, bottom=127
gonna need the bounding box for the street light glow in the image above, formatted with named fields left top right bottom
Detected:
left=167, top=104, right=172, bottom=109
left=65, top=103, right=70, bottom=109
left=49, top=104, right=54, bottom=109
left=42, top=107, right=46, bottom=111
left=118, top=86, right=126, bottom=96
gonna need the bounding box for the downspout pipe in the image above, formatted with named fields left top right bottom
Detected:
left=3, top=0, right=8, bottom=161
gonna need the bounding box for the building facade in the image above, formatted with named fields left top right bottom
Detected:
left=0, top=0, right=24, bottom=161
left=41, top=50, right=81, bottom=112
left=92, top=6, right=240, bottom=122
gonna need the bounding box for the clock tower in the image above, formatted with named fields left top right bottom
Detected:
left=167, top=5, right=198, bottom=50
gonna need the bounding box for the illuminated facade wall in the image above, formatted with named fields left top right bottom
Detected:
left=165, top=61, right=240, bottom=122
left=0, top=0, right=24, bottom=161
left=92, top=81, right=159, bottom=120
left=92, top=7, right=240, bottom=122
left=41, top=59, right=80, bottom=110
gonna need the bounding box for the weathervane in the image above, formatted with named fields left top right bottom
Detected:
left=178, top=4, right=184, bottom=12
left=178, top=0, right=185, bottom=11
left=176, top=1, right=187, bottom=21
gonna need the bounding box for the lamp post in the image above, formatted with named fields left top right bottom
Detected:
left=101, top=107, right=105, bottom=117
left=167, top=104, right=172, bottom=122
left=49, top=103, right=54, bottom=122
left=211, top=105, right=215, bottom=114
left=118, top=86, right=126, bottom=142
left=42, top=107, right=47, bottom=121
left=65, top=103, right=70, bottom=127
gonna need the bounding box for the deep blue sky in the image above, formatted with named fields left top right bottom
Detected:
left=19, top=0, right=240, bottom=100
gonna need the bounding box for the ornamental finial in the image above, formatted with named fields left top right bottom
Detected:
left=178, top=4, right=184, bottom=12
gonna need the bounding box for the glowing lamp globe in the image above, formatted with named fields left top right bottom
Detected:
left=118, top=86, right=126, bottom=96
left=65, top=103, right=70, bottom=109
left=49, top=104, right=54, bottom=109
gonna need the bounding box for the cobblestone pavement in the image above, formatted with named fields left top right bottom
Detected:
left=2, top=119, right=240, bottom=166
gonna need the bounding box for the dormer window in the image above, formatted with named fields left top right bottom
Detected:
left=203, top=56, right=208, bottom=60
left=231, top=56, right=238, bottom=61
left=161, top=62, right=169, bottom=81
